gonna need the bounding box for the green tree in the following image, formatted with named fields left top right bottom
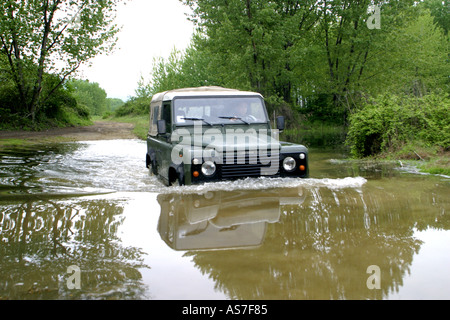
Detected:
left=423, top=0, right=449, bottom=35
left=136, top=34, right=223, bottom=99
left=106, top=98, right=124, bottom=112
left=373, top=9, right=449, bottom=97
left=0, top=0, right=121, bottom=123
left=144, top=49, right=186, bottom=96
left=69, top=79, right=108, bottom=116
left=181, top=0, right=320, bottom=102
left=170, top=0, right=448, bottom=128
left=292, top=1, right=420, bottom=116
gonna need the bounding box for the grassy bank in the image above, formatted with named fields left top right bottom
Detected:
left=0, top=139, right=35, bottom=148
left=0, top=136, right=80, bottom=149
left=281, top=121, right=449, bottom=176
left=382, top=143, right=450, bottom=176
left=416, top=155, right=450, bottom=176
left=344, top=93, right=449, bottom=176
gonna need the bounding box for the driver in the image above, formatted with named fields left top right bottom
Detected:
left=231, top=102, right=256, bottom=122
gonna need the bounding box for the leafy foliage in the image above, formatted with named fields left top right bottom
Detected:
left=68, top=79, right=108, bottom=116
left=0, top=0, right=121, bottom=124
left=162, top=0, right=448, bottom=124
left=106, top=98, right=125, bottom=112
left=114, top=96, right=150, bottom=117
left=346, top=93, right=450, bottom=158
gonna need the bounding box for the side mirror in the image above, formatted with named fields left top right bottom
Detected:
left=157, top=120, right=167, bottom=135
left=276, top=116, right=285, bottom=132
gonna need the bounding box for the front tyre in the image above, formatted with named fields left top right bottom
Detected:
left=169, top=167, right=184, bottom=186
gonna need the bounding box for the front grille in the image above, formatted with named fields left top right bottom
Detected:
left=220, top=152, right=279, bottom=178
left=222, top=164, right=267, bottom=178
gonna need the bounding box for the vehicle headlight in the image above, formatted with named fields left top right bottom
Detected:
left=283, top=157, right=296, bottom=172
left=204, top=191, right=215, bottom=200
left=299, top=153, right=306, bottom=160
left=201, top=161, right=216, bottom=176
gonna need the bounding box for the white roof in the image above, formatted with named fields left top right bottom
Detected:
left=151, top=86, right=263, bottom=103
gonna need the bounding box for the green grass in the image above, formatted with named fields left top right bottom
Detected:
left=416, top=155, right=450, bottom=176
left=0, top=139, right=33, bottom=148
left=0, top=136, right=78, bottom=150
left=384, top=141, right=449, bottom=176
left=356, top=141, right=450, bottom=176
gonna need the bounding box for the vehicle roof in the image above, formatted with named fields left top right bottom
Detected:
left=151, top=86, right=263, bottom=103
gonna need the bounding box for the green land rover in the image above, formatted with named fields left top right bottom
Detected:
left=146, top=86, right=309, bottom=186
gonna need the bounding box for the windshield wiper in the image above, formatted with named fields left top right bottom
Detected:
left=181, top=117, right=213, bottom=126
left=219, top=116, right=249, bottom=125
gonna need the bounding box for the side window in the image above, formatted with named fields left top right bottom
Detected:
left=149, top=104, right=160, bottom=137
left=152, top=106, right=160, bottom=125
left=162, top=103, right=172, bottom=132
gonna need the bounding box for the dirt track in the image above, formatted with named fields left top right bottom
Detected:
left=0, top=121, right=137, bottom=141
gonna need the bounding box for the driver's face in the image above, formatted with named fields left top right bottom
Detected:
left=236, top=104, right=247, bottom=115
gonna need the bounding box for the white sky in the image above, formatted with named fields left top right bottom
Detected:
left=77, top=0, right=195, bottom=101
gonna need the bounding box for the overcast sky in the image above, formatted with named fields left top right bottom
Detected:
left=78, top=0, right=195, bottom=101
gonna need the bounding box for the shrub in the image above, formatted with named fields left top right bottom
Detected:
left=0, top=71, right=92, bottom=129
left=346, top=93, right=450, bottom=158
left=114, top=97, right=150, bottom=117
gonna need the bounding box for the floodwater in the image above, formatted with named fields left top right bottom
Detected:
left=0, top=139, right=449, bottom=300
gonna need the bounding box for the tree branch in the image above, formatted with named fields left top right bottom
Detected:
left=40, top=61, right=83, bottom=105
left=46, top=0, right=89, bottom=52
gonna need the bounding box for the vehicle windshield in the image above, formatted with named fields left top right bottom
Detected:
left=173, top=97, right=268, bottom=125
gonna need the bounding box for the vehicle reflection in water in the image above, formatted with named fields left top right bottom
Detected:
left=157, top=187, right=306, bottom=251
left=158, top=177, right=449, bottom=300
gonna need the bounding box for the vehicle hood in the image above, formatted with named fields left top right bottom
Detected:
left=173, top=131, right=281, bottom=152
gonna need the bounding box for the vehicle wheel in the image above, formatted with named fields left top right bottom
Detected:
left=176, top=175, right=184, bottom=186
left=169, top=168, right=184, bottom=186
left=151, top=160, right=158, bottom=175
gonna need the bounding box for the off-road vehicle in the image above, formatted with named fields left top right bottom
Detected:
left=146, top=86, right=308, bottom=186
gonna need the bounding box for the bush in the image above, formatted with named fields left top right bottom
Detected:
left=114, top=97, right=150, bottom=117
left=39, top=81, right=91, bottom=127
left=346, top=93, right=450, bottom=158
left=57, top=106, right=92, bottom=127
left=0, top=71, right=92, bottom=129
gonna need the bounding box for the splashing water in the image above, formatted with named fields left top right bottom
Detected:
left=0, top=140, right=368, bottom=196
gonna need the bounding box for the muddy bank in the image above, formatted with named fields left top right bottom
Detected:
left=0, top=121, right=137, bottom=142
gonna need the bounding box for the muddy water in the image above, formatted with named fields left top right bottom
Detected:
left=0, top=140, right=449, bottom=300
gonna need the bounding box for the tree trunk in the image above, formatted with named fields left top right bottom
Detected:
left=28, top=1, right=57, bottom=123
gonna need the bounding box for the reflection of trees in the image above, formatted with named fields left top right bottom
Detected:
left=0, top=197, right=148, bottom=300
left=186, top=181, right=449, bottom=300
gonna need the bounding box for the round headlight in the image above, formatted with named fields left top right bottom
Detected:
left=201, top=161, right=216, bottom=176
left=204, top=191, right=214, bottom=200
left=283, top=157, right=296, bottom=172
